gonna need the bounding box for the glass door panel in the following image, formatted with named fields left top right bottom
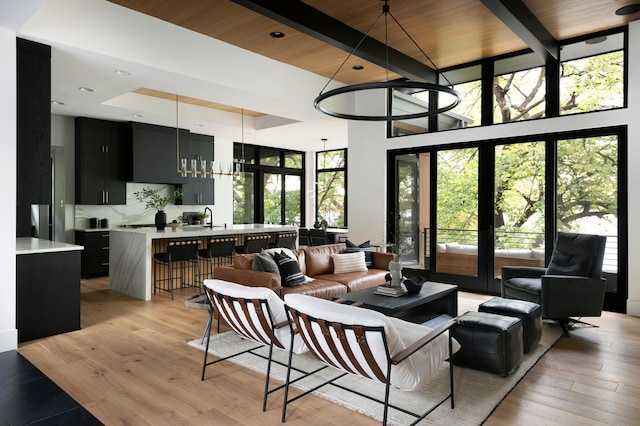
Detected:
left=284, top=175, right=301, bottom=225
left=396, top=155, right=420, bottom=265
left=435, top=148, right=479, bottom=276
left=493, top=142, right=546, bottom=278
left=263, top=172, right=282, bottom=224
left=233, top=171, right=254, bottom=224
left=557, top=136, right=619, bottom=274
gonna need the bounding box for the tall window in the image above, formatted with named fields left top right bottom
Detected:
left=233, top=143, right=304, bottom=225
left=316, top=149, right=347, bottom=228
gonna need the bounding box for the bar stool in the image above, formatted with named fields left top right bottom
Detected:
left=269, top=231, right=297, bottom=249
left=237, top=233, right=270, bottom=254
left=298, top=228, right=310, bottom=247
left=198, top=236, right=237, bottom=280
left=153, top=237, right=200, bottom=300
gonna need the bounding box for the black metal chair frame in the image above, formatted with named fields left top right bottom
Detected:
left=281, top=305, right=456, bottom=425
left=201, top=288, right=323, bottom=411
left=153, top=238, right=200, bottom=300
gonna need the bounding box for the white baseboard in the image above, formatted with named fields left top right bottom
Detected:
left=0, top=328, right=17, bottom=353
left=626, top=299, right=640, bottom=317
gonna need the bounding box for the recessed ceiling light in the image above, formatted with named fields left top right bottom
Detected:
left=352, top=65, right=364, bottom=70
left=51, top=100, right=65, bottom=106
left=585, top=36, right=607, bottom=45
left=615, top=4, right=640, bottom=15
left=269, top=31, right=285, bottom=38
left=132, top=113, right=143, bottom=118
left=78, top=87, right=95, bottom=92
left=114, top=69, right=131, bottom=76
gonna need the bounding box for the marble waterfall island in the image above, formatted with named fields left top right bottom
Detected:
left=109, top=224, right=297, bottom=300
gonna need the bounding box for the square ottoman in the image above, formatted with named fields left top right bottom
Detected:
left=451, top=311, right=523, bottom=376
left=478, top=297, right=542, bottom=353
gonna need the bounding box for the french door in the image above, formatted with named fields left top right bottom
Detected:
left=391, top=129, right=624, bottom=300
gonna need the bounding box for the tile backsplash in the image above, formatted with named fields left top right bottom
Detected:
left=74, top=183, right=211, bottom=229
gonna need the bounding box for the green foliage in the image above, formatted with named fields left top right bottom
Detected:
left=133, top=187, right=182, bottom=211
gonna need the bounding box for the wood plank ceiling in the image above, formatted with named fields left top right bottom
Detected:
left=109, top=0, right=640, bottom=104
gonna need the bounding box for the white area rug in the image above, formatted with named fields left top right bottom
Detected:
left=189, top=298, right=563, bottom=425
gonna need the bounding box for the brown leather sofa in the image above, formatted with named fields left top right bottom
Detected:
left=214, top=244, right=394, bottom=299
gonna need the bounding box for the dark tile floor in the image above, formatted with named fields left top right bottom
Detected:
left=0, top=350, right=102, bottom=425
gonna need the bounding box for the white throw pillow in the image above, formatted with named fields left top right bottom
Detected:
left=332, top=251, right=367, bottom=274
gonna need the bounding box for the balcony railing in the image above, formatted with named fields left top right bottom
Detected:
left=420, top=228, right=618, bottom=273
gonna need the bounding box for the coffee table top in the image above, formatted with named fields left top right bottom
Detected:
left=336, top=282, right=458, bottom=316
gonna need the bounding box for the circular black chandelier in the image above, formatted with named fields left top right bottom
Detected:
left=314, top=0, right=461, bottom=122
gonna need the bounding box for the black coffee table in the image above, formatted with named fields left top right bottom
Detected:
left=335, top=282, right=458, bottom=324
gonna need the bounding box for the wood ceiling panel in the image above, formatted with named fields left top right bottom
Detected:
left=524, top=0, right=640, bottom=40
left=109, top=0, right=398, bottom=86
left=303, top=0, right=528, bottom=69
left=133, top=88, right=264, bottom=117
left=110, top=0, right=639, bottom=84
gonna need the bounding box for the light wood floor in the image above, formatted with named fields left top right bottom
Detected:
left=17, top=277, right=640, bottom=425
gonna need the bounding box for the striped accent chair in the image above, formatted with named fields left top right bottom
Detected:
left=282, top=294, right=460, bottom=425
left=201, top=279, right=308, bottom=412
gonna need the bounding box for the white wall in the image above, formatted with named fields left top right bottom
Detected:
left=348, top=20, right=640, bottom=317
left=0, top=27, right=18, bottom=351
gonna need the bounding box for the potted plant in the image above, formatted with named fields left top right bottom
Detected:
left=133, top=187, right=183, bottom=231
left=194, top=211, right=208, bottom=225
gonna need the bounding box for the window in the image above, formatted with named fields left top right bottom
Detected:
left=316, top=149, right=347, bottom=228
left=233, top=143, right=305, bottom=225
left=560, top=32, right=624, bottom=115
left=494, top=52, right=546, bottom=123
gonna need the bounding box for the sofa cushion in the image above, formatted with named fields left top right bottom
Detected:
left=252, top=254, right=279, bottom=274
left=303, top=244, right=345, bottom=276
left=281, top=278, right=347, bottom=299
left=313, top=270, right=389, bottom=293
left=274, top=250, right=305, bottom=287
left=332, top=251, right=367, bottom=274
left=345, top=239, right=372, bottom=267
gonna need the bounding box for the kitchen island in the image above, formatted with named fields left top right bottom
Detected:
left=109, top=224, right=297, bottom=300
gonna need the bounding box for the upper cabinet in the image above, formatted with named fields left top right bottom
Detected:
left=75, top=118, right=130, bottom=205
left=16, top=38, right=51, bottom=207
left=131, top=122, right=188, bottom=185
left=180, top=133, right=215, bottom=205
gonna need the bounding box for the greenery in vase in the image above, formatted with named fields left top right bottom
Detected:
left=195, top=211, right=209, bottom=220
left=133, top=187, right=183, bottom=211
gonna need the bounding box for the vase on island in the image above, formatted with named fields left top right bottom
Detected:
left=155, top=210, right=167, bottom=231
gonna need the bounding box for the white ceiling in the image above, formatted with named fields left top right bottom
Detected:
left=9, top=0, right=350, bottom=152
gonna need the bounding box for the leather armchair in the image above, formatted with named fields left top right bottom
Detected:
left=501, top=232, right=607, bottom=334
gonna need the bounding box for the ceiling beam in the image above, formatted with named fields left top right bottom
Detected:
left=230, top=0, right=437, bottom=83
left=481, top=0, right=558, bottom=61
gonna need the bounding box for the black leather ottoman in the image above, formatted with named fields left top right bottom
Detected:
left=478, top=297, right=542, bottom=353
left=451, top=311, right=523, bottom=376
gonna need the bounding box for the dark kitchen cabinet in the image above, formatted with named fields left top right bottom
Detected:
left=75, top=230, right=110, bottom=278
left=75, top=118, right=129, bottom=205
left=131, top=122, right=188, bottom=185
left=16, top=38, right=51, bottom=208
left=17, top=250, right=81, bottom=342
left=181, top=133, right=215, bottom=205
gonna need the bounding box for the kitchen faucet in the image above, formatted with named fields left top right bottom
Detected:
left=204, top=207, right=213, bottom=229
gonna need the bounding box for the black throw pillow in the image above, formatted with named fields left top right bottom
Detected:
left=273, top=250, right=305, bottom=287
left=345, top=239, right=372, bottom=267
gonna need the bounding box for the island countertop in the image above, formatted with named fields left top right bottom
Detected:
left=109, top=223, right=297, bottom=238
left=16, top=237, right=84, bottom=255
left=109, top=224, right=297, bottom=300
